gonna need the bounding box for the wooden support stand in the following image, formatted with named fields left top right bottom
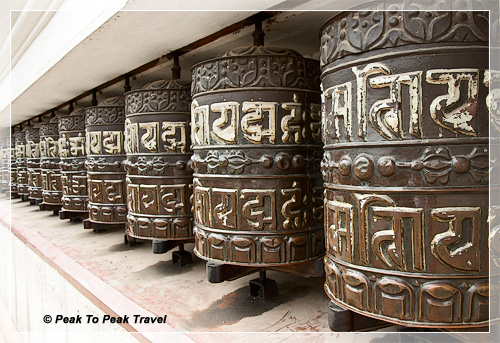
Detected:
left=39, top=203, right=61, bottom=215
left=206, top=263, right=258, bottom=283
left=269, top=257, right=325, bottom=278
left=59, top=210, right=88, bottom=221
left=152, top=239, right=194, bottom=266
left=206, top=257, right=324, bottom=283
left=327, top=301, right=391, bottom=332
left=206, top=258, right=324, bottom=301
left=123, top=234, right=150, bottom=246
left=249, top=270, right=278, bottom=300
left=21, top=194, right=29, bottom=202
left=82, top=219, right=125, bottom=233
left=29, top=198, right=39, bottom=205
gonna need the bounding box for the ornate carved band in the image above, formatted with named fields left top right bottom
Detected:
left=191, top=46, right=321, bottom=96
left=320, top=11, right=489, bottom=67
left=125, top=80, right=191, bottom=114
left=86, top=96, right=126, bottom=126
left=59, top=109, right=85, bottom=131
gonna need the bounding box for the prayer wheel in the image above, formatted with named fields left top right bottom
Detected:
left=191, top=46, right=324, bottom=266
left=320, top=11, right=490, bottom=328
left=0, top=137, right=8, bottom=194
left=10, top=133, right=18, bottom=197
left=39, top=116, right=62, bottom=210
left=124, top=80, right=193, bottom=242
left=15, top=129, right=28, bottom=200
left=59, top=109, right=88, bottom=217
left=26, top=124, right=42, bottom=204
left=85, top=96, right=127, bottom=228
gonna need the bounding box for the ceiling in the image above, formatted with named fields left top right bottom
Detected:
left=8, top=2, right=339, bottom=125
left=6, top=0, right=498, bottom=126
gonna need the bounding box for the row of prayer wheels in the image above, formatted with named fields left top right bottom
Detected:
left=4, top=11, right=492, bottom=330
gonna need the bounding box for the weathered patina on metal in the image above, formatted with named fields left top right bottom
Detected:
left=85, top=96, right=127, bottom=227
left=59, top=109, right=88, bottom=216
left=191, top=46, right=324, bottom=266
left=15, top=129, right=28, bottom=200
left=124, top=80, right=193, bottom=241
left=320, top=11, right=490, bottom=328
left=39, top=116, right=62, bottom=210
left=26, top=124, right=42, bottom=204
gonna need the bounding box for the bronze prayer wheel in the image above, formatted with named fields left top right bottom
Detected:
left=124, top=80, right=193, bottom=241
left=320, top=11, right=490, bottom=328
left=26, top=124, right=42, bottom=203
left=191, top=46, right=324, bottom=266
left=14, top=129, right=28, bottom=198
left=39, top=116, right=63, bottom=209
left=0, top=137, right=8, bottom=194
left=10, top=133, right=18, bottom=196
left=59, top=109, right=88, bottom=214
left=85, top=96, right=127, bottom=225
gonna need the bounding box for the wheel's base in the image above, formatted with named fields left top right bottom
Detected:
left=39, top=203, right=62, bottom=214
left=172, top=249, right=192, bottom=267
left=249, top=271, right=278, bottom=300
left=327, top=301, right=391, bottom=332
left=82, top=219, right=125, bottom=232
left=59, top=210, right=88, bottom=220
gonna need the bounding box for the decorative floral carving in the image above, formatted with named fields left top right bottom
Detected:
left=192, top=150, right=255, bottom=175
left=85, top=107, right=125, bottom=126
left=322, top=146, right=488, bottom=184
left=123, top=156, right=187, bottom=175
left=85, top=157, right=122, bottom=172
left=58, top=110, right=85, bottom=131
left=192, top=150, right=312, bottom=174
left=320, top=11, right=489, bottom=66
left=191, top=46, right=320, bottom=95
left=125, top=80, right=191, bottom=114
left=59, top=159, right=86, bottom=171
left=39, top=122, right=59, bottom=136
left=397, top=146, right=488, bottom=184
left=24, top=127, right=40, bottom=142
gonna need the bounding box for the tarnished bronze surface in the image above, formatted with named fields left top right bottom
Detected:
left=320, top=11, right=490, bottom=328
left=15, top=129, right=28, bottom=196
left=124, top=80, right=193, bottom=240
left=191, top=46, right=324, bottom=266
left=59, top=109, right=88, bottom=213
left=9, top=134, right=17, bottom=196
left=39, top=116, right=62, bottom=207
left=85, top=97, right=127, bottom=225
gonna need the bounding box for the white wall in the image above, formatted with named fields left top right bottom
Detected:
left=0, top=222, right=139, bottom=343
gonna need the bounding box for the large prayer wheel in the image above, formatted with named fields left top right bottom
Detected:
left=124, top=80, right=193, bottom=241
left=26, top=124, right=42, bottom=204
left=59, top=109, right=88, bottom=216
left=39, top=116, right=62, bottom=210
left=85, top=97, right=127, bottom=227
left=320, top=11, right=490, bottom=328
left=191, top=46, right=324, bottom=266
left=15, top=129, right=28, bottom=199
